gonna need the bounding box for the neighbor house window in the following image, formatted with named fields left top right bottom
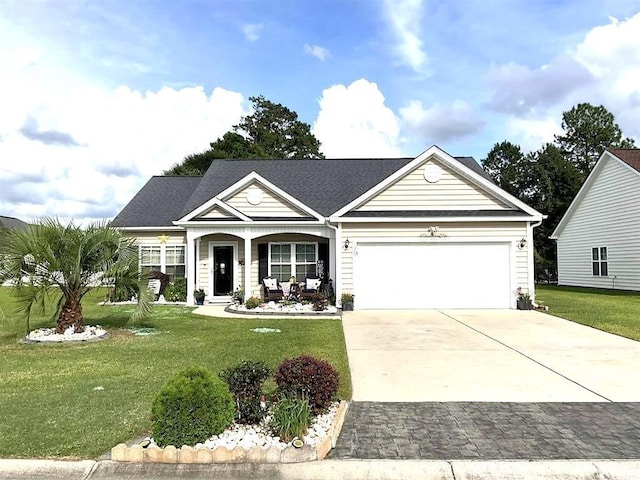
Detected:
left=140, top=244, right=186, bottom=280
left=592, top=247, right=608, bottom=276
left=269, top=243, right=317, bottom=282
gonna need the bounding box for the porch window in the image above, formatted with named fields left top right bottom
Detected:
left=269, top=242, right=317, bottom=282
left=140, top=245, right=186, bottom=280
left=592, top=247, right=608, bottom=276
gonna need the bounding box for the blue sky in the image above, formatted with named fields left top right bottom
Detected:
left=1, top=0, right=639, bottom=223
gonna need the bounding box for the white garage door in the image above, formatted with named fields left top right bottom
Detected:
left=354, top=242, right=512, bottom=309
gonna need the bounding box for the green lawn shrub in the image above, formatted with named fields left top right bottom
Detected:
left=275, top=355, right=339, bottom=414
left=220, top=360, right=271, bottom=424
left=244, top=296, right=262, bottom=309
left=163, top=277, right=187, bottom=302
left=151, top=366, right=234, bottom=447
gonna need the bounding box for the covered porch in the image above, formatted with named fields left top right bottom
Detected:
left=185, top=225, right=337, bottom=306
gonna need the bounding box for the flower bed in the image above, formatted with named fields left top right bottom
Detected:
left=23, top=325, right=108, bottom=343
left=111, top=401, right=348, bottom=463
left=226, top=301, right=339, bottom=316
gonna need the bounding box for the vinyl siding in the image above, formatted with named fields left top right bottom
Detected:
left=355, top=160, right=509, bottom=211
left=130, top=232, right=187, bottom=245
left=340, top=222, right=529, bottom=295
left=557, top=158, right=640, bottom=290
left=199, top=206, right=235, bottom=219
left=225, top=182, right=307, bottom=218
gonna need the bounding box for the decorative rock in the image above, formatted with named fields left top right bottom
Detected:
left=163, top=445, right=178, bottom=463
left=111, top=443, right=127, bottom=461
left=144, top=446, right=163, bottom=463
left=178, top=446, right=197, bottom=463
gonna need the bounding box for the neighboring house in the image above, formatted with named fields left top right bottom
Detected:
left=0, top=215, right=28, bottom=230
left=551, top=148, right=640, bottom=291
left=111, top=146, right=543, bottom=309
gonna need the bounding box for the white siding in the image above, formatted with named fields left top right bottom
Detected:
left=130, top=231, right=187, bottom=245
left=356, top=160, right=509, bottom=211
left=199, top=206, right=235, bottom=219
left=341, top=222, right=530, bottom=297
left=557, top=158, right=640, bottom=290
left=225, top=182, right=306, bottom=218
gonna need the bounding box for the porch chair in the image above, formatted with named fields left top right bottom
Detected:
left=300, top=276, right=322, bottom=300
left=262, top=276, right=284, bottom=302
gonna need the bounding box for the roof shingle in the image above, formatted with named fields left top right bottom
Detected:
left=609, top=148, right=640, bottom=173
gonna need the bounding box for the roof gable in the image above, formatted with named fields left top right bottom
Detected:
left=608, top=148, right=640, bottom=173
left=332, top=146, right=542, bottom=219
left=551, top=150, right=640, bottom=239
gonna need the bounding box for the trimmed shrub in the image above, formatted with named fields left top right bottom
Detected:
left=163, top=277, right=187, bottom=302
left=245, top=296, right=262, bottom=309
left=220, top=360, right=271, bottom=424
left=151, top=366, right=235, bottom=447
left=309, top=292, right=328, bottom=311
left=270, top=395, right=312, bottom=443
left=275, top=355, right=339, bottom=415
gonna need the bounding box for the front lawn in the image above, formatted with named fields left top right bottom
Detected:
left=0, top=288, right=351, bottom=459
left=536, top=285, right=640, bottom=341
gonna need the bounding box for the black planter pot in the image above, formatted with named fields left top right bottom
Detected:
left=195, top=297, right=205, bottom=306
left=343, top=301, right=354, bottom=311
left=516, top=299, right=532, bottom=310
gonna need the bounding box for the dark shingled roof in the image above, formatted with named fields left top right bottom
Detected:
left=0, top=216, right=29, bottom=229
left=112, top=156, right=492, bottom=227
left=609, top=148, right=640, bottom=173
left=111, top=176, right=202, bottom=227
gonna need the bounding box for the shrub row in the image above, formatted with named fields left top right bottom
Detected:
left=150, top=356, right=339, bottom=447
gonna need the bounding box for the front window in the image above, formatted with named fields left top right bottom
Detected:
left=269, top=242, right=317, bottom=282
left=592, top=247, right=608, bottom=276
left=140, top=244, right=186, bottom=280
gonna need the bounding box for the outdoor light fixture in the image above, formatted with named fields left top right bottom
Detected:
left=518, top=238, right=527, bottom=249
left=343, top=239, right=350, bottom=250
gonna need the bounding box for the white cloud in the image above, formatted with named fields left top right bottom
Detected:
left=303, top=44, right=330, bottom=61
left=399, top=100, right=484, bottom=143
left=0, top=58, right=248, bottom=223
left=241, top=23, right=263, bottom=42
left=488, top=13, right=640, bottom=152
left=313, top=79, right=402, bottom=158
left=382, top=0, right=429, bottom=75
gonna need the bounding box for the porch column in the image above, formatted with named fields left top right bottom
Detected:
left=244, top=235, right=252, bottom=300
left=195, top=237, right=201, bottom=290
left=334, top=224, right=342, bottom=307
left=186, top=232, right=196, bottom=305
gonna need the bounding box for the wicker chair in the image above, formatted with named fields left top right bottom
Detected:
left=262, top=276, right=284, bottom=302
left=300, top=276, right=322, bottom=300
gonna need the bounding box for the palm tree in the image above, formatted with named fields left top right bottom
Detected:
left=0, top=218, right=150, bottom=334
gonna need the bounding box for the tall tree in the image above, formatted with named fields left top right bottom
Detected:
left=482, top=141, right=527, bottom=197
left=554, top=102, right=636, bottom=176
left=165, top=96, right=323, bottom=175
left=0, top=218, right=151, bottom=334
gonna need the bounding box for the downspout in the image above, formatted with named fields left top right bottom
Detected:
left=528, top=218, right=544, bottom=303
left=325, top=219, right=341, bottom=307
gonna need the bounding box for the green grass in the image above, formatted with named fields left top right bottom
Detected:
left=536, top=285, right=640, bottom=340
left=0, top=287, right=351, bottom=459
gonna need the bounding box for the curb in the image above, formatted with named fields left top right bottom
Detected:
left=110, top=401, right=349, bottom=464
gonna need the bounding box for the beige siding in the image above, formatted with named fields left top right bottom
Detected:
left=341, top=222, right=529, bottom=294
left=355, top=160, right=509, bottom=211
left=557, top=158, right=640, bottom=290
left=129, top=231, right=187, bottom=244
left=225, top=182, right=306, bottom=218
left=199, top=206, right=235, bottom=219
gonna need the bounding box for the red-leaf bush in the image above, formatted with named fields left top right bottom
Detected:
left=274, top=355, right=339, bottom=414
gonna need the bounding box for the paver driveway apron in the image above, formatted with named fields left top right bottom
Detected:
left=343, top=309, right=640, bottom=402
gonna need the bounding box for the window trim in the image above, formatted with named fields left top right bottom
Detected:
left=268, top=242, right=318, bottom=282
left=591, top=246, right=608, bottom=277
left=139, top=244, right=186, bottom=279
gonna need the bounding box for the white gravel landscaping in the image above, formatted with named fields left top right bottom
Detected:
left=228, top=301, right=338, bottom=315
left=145, top=402, right=339, bottom=451
left=25, top=325, right=108, bottom=342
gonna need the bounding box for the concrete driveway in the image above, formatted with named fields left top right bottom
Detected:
left=343, top=309, right=640, bottom=402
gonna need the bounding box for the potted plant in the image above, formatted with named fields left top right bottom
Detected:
left=229, top=286, right=244, bottom=305
left=193, top=288, right=206, bottom=305
left=516, top=291, right=532, bottom=310
left=341, top=292, right=354, bottom=311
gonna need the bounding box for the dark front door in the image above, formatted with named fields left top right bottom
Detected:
left=213, top=246, right=233, bottom=296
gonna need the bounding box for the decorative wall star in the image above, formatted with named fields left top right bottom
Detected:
left=157, top=234, right=169, bottom=244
